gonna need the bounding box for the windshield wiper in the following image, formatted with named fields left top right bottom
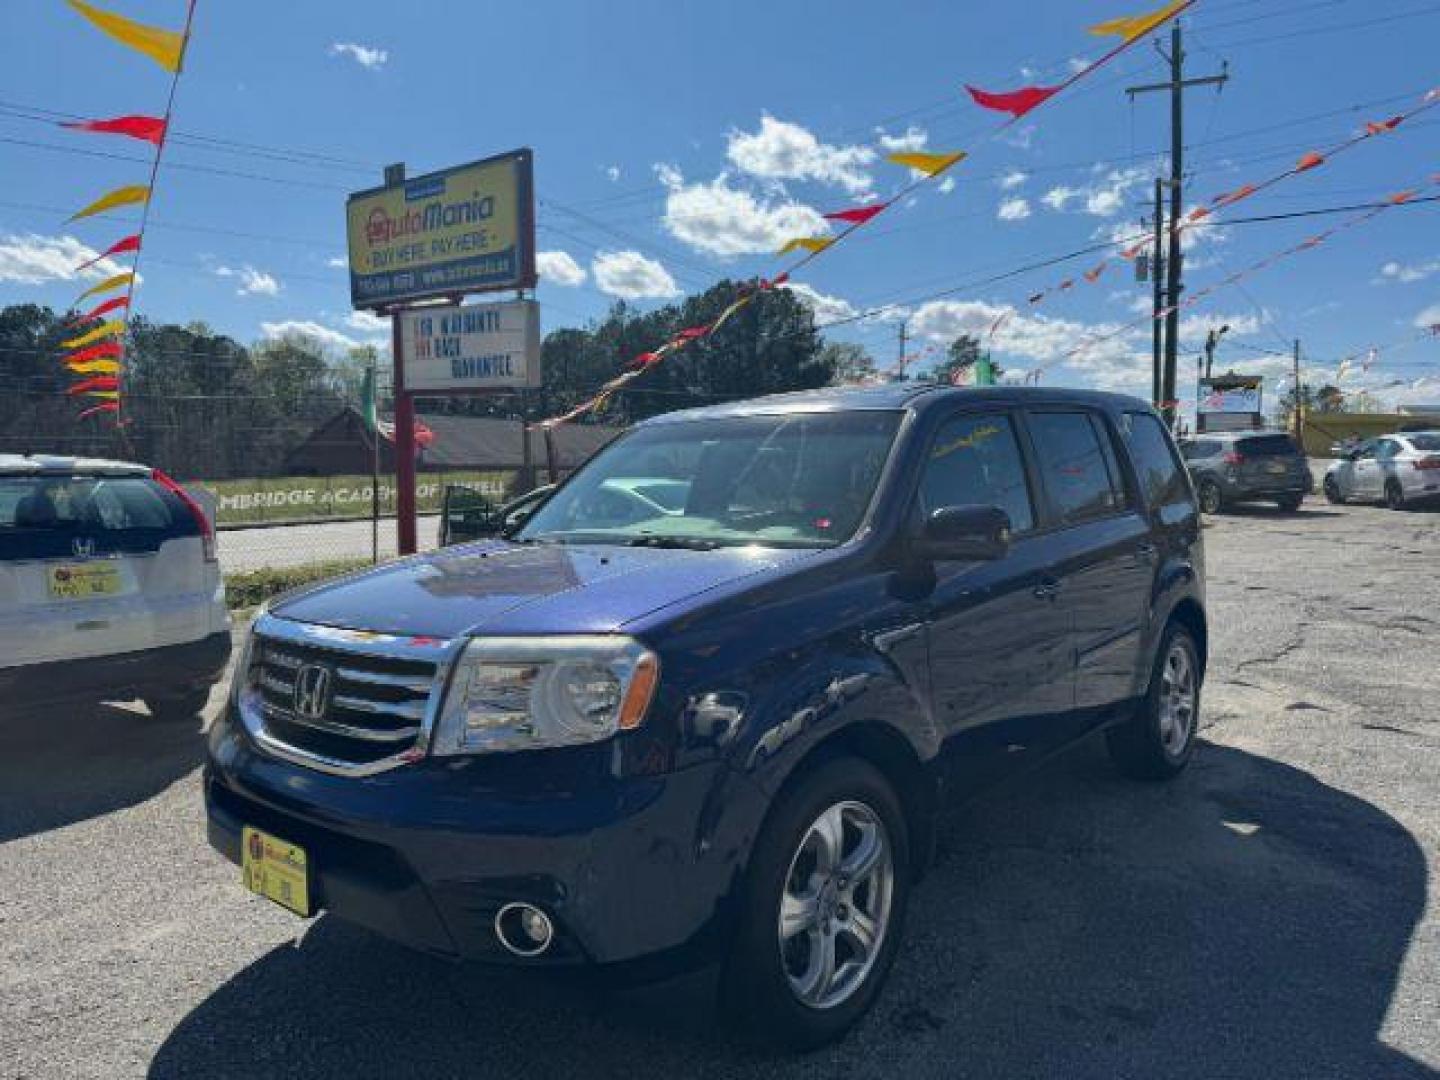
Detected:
left=627, top=535, right=722, bottom=551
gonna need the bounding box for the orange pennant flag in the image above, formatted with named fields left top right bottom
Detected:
left=1084, top=263, right=1108, bottom=284
left=66, top=0, right=185, bottom=72
left=777, top=237, right=834, bottom=256
left=1186, top=207, right=1212, bottom=224
left=78, top=401, right=120, bottom=420
left=66, top=358, right=122, bottom=375
left=1295, top=152, right=1325, bottom=173
left=75, top=270, right=133, bottom=302
left=1213, top=183, right=1258, bottom=208
left=62, top=319, right=125, bottom=350
left=887, top=150, right=967, bottom=177
left=69, top=184, right=149, bottom=221
left=1388, top=190, right=1419, bottom=205
left=1089, top=0, right=1188, bottom=42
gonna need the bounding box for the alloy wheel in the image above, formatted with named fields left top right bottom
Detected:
left=778, top=800, right=895, bottom=1011
left=1158, top=642, right=1197, bottom=757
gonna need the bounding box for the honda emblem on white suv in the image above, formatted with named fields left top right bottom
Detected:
left=292, top=664, right=333, bottom=721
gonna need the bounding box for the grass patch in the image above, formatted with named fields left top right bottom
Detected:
left=225, top=558, right=372, bottom=611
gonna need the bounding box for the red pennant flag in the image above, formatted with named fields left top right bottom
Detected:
left=1119, top=242, right=1147, bottom=260
left=69, top=295, right=130, bottom=324
left=1295, top=151, right=1325, bottom=173
left=1084, top=263, right=1108, bottom=284
left=1213, top=183, right=1258, bottom=208
left=1186, top=207, right=1212, bottom=224
left=1058, top=279, right=1075, bottom=292
left=824, top=203, right=889, bottom=226
left=1388, top=189, right=1419, bottom=205
left=965, top=84, right=1062, bottom=119
left=771, top=272, right=790, bottom=287
left=67, top=375, right=120, bottom=395
left=60, top=114, right=167, bottom=145
left=78, top=401, right=120, bottom=420
left=1365, top=116, right=1404, bottom=135
left=676, top=325, right=710, bottom=341
left=75, top=233, right=141, bottom=273
left=64, top=341, right=124, bottom=366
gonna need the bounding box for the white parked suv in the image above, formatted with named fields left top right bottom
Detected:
left=0, top=454, right=231, bottom=719
left=1323, top=431, right=1440, bottom=510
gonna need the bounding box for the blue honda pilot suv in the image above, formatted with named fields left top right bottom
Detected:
left=207, top=385, right=1206, bottom=1048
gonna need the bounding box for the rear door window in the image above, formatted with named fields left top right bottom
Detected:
left=1237, top=434, right=1301, bottom=457
left=1407, top=434, right=1440, bottom=452
left=0, top=475, right=191, bottom=560
left=920, top=413, right=1035, bottom=533
left=1027, top=411, right=1126, bottom=526
left=1124, top=412, right=1190, bottom=507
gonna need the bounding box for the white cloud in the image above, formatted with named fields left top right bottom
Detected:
left=0, top=233, right=128, bottom=285
left=998, top=169, right=1028, bottom=191
left=876, top=125, right=929, bottom=153
left=326, top=256, right=348, bottom=269
left=1378, top=258, right=1439, bottom=284
left=656, top=165, right=827, bottom=257
left=938, top=176, right=957, bottom=195
left=726, top=114, right=876, bottom=194
left=591, top=250, right=681, bottom=300
left=261, top=320, right=373, bottom=352
left=1068, top=57, right=1091, bottom=74
left=236, top=266, right=279, bottom=297
left=605, top=165, right=621, bottom=182
left=782, top=282, right=858, bottom=326
left=1414, top=303, right=1440, bottom=329
left=536, top=250, right=587, bottom=287
left=330, top=41, right=388, bottom=69
left=998, top=197, right=1032, bottom=221
left=341, top=310, right=388, bottom=332
left=1041, top=167, right=1149, bottom=218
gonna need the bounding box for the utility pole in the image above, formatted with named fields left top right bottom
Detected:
left=1151, top=177, right=1165, bottom=409
left=1128, top=19, right=1227, bottom=428
left=897, top=320, right=908, bottom=381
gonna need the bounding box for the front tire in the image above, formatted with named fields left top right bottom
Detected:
left=1197, top=478, right=1224, bottom=515
left=721, top=757, right=910, bottom=1050
left=1107, top=623, right=1201, bottom=781
left=1384, top=481, right=1407, bottom=511
left=144, top=687, right=211, bottom=722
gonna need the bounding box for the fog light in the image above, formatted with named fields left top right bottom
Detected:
left=495, top=902, right=554, bottom=957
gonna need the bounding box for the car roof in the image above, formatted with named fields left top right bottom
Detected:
left=1198, top=430, right=1294, bottom=441
left=639, top=382, right=1152, bottom=426
left=0, top=453, right=150, bottom=477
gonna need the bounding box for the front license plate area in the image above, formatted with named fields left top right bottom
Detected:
left=241, top=825, right=311, bottom=916
left=47, top=563, right=122, bottom=600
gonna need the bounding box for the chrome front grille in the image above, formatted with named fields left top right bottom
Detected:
left=238, top=615, right=455, bottom=776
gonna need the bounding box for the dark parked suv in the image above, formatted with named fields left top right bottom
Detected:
left=207, top=386, right=1206, bottom=1048
left=1178, top=430, right=1312, bottom=513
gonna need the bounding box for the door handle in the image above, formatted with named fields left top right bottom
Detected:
left=1033, top=576, right=1062, bottom=600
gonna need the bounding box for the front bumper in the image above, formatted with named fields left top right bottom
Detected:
left=1, top=630, right=231, bottom=708
left=205, top=705, right=766, bottom=971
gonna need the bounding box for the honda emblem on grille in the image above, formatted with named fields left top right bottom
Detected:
left=72, top=536, right=95, bottom=559
left=292, top=664, right=333, bottom=721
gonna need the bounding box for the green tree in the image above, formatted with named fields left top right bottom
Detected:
left=931, top=334, right=1002, bottom=385
left=818, top=341, right=874, bottom=384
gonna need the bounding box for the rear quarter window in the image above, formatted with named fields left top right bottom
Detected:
left=1238, top=434, right=1301, bottom=457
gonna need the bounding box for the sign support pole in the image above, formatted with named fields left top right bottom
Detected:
left=392, top=311, right=418, bottom=556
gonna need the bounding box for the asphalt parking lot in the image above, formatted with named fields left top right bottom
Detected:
left=2, top=499, right=1437, bottom=1079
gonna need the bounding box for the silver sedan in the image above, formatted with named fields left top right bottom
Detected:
left=1324, top=431, right=1440, bottom=509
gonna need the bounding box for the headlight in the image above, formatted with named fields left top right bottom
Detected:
left=432, top=636, right=659, bottom=756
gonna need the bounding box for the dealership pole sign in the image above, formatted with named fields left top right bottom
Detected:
left=400, top=300, right=541, bottom=391
left=346, top=150, right=536, bottom=309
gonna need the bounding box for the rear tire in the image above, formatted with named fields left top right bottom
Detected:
left=1384, top=481, right=1407, bottom=511
left=720, top=757, right=910, bottom=1050
left=144, top=688, right=210, bottom=722
left=1323, top=475, right=1343, bottom=504
left=1107, top=623, right=1201, bottom=781
left=1276, top=494, right=1303, bottom=512
left=1196, top=479, right=1224, bottom=515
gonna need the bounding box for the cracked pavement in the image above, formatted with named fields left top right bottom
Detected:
left=1, top=499, right=1436, bottom=1079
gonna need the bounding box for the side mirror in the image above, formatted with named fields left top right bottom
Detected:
left=915, top=505, right=1013, bottom=562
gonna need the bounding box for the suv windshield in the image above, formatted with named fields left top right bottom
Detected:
left=1236, top=434, right=1301, bottom=457
left=517, top=410, right=901, bottom=548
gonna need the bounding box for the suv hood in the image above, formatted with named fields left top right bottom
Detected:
left=271, top=540, right=817, bottom=639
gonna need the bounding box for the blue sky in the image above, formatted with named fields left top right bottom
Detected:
left=3, top=0, right=1439, bottom=418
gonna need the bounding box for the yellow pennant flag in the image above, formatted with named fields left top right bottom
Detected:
left=70, top=184, right=150, bottom=222
left=777, top=237, right=834, bottom=256
left=66, top=0, right=185, bottom=72
left=62, top=319, right=125, bottom=350
left=887, top=151, right=967, bottom=177
left=75, top=270, right=133, bottom=302
left=66, top=358, right=122, bottom=375
left=84, top=390, right=121, bottom=400
left=709, top=294, right=755, bottom=334
left=1089, top=0, right=1187, bottom=42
